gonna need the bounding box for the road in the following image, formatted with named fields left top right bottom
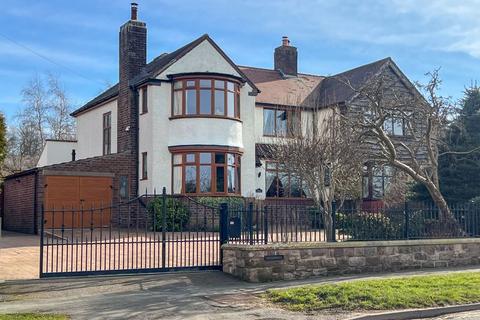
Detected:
left=2, top=269, right=480, bottom=319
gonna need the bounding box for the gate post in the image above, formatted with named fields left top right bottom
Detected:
left=39, top=204, right=44, bottom=277
left=219, top=203, right=229, bottom=244
left=161, top=187, right=167, bottom=269
left=219, top=202, right=229, bottom=264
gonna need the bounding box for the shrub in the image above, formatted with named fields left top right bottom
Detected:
left=148, top=197, right=190, bottom=231
left=337, top=211, right=403, bottom=240
left=196, top=196, right=246, bottom=210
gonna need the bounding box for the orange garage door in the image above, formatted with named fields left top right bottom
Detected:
left=44, top=175, right=113, bottom=228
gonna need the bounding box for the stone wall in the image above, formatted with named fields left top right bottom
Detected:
left=223, top=239, right=480, bottom=282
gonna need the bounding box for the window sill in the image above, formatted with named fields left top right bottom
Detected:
left=140, top=178, right=148, bottom=181
left=169, top=115, right=242, bottom=123
left=140, top=112, right=148, bottom=115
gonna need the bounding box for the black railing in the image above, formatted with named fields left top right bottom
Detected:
left=223, top=201, right=480, bottom=244
left=40, top=189, right=222, bottom=277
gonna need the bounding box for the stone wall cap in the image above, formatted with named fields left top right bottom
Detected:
left=222, top=238, right=480, bottom=251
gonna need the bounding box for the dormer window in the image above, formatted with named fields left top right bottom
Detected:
left=172, top=77, right=240, bottom=119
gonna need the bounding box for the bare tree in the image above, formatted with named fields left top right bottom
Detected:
left=340, top=69, right=455, bottom=220
left=47, top=74, right=75, bottom=140
left=263, top=105, right=365, bottom=241
left=5, top=73, right=76, bottom=173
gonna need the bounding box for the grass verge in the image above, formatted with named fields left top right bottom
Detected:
left=0, top=314, right=69, bottom=320
left=266, top=272, right=480, bottom=311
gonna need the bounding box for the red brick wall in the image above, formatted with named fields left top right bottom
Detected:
left=2, top=152, right=137, bottom=234
left=3, top=171, right=38, bottom=234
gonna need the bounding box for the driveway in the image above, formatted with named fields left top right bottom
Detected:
left=0, top=231, right=39, bottom=280
left=2, top=268, right=480, bottom=320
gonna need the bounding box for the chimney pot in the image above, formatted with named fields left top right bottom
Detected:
left=282, top=36, right=290, bottom=46
left=131, top=2, right=138, bottom=20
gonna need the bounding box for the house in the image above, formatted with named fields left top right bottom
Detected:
left=2, top=3, right=420, bottom=234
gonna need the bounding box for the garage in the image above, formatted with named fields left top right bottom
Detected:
left=44, top=175, right=113, bottom=228
left=2, top=169, right=115, bottom=234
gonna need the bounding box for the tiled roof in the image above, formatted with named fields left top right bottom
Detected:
left=318, top=57, right=391, bottom=107
left=70, top=83, right=119, bottom=116
left=71, top=34, right=258, bottom=117
left=240, top=57, right=391, bottom=108
left=72, top=30, right=392, bottom=116
left=239, top=66, right=324, bottom=107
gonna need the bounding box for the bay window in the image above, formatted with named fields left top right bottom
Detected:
left=172, top=77, right=240, bottom=119
left=172, top=149, right=241, bottom=195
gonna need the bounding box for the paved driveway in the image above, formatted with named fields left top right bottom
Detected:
left=0, top=231, right=39, bottom=280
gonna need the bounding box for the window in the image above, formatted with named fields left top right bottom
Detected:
left=102, top=112, right=111, bottom=155
left=141, top=87, right=148, bottom=114
left=172, top=78, right=240, bottom=119
left=265, top=161, right=307, bottom=198
left=141, top=152, right=148, bottom=180
left=172, top=150, right=241, bottom=195
left=263, top=107, right=300, bottom=137
left=363, top=164, right=393, bottom=199
left=384, top=117, right=405, bottom=136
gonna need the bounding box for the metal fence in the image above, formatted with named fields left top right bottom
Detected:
left=40, top=190, right=222, bottom=277
left=224, top=201, right=480, bottom=244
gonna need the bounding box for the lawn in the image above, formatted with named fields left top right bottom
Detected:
left=266, top=272, right=480, bottom=312
left=0, top=315, right=69, bottom=320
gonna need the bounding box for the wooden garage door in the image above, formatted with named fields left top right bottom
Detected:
left=44, top=175, right=112, bottom=228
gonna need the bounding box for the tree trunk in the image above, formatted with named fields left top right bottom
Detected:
left=425, top=182, right=451, bottom=220
left=319, top=200, right=335, bottom=242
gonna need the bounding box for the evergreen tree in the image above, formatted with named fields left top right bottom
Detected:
left=411, top=85, right=480, bottom=203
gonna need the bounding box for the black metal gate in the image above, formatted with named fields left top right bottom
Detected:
left=40, top=189, right=224, bottom=277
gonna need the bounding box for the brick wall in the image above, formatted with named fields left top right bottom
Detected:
left=223, top=239, right=480, bottom=282
left=3, top=170, right=38, bottom=234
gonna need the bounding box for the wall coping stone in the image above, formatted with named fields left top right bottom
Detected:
left=222, top=238, right=480, bottom=251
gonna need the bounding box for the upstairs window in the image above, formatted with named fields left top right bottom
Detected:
left=102, top=112, right=111, bottom=155
left=172, top=78, right=240, bottom=119
left=141, top=87, right=148, bottom=114
left=263, top=107, right=301, bottom=137
left=141, top=152, right=148, bottom=180
left=384, top=117, right=407, bottom=136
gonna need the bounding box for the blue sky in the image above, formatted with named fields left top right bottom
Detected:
left=2, top=0, right=480, bottom=122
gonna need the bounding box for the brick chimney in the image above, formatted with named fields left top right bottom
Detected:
left=274, top=36, right=298, bottom=77
left=118, top=2, right=146, bottom=153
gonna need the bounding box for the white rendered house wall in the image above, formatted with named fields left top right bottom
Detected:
left=138, top=39, right=257, bottom=196
left=37, top=140, right=77, bottom=167
left=75, top=99, right=118, bottom=160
